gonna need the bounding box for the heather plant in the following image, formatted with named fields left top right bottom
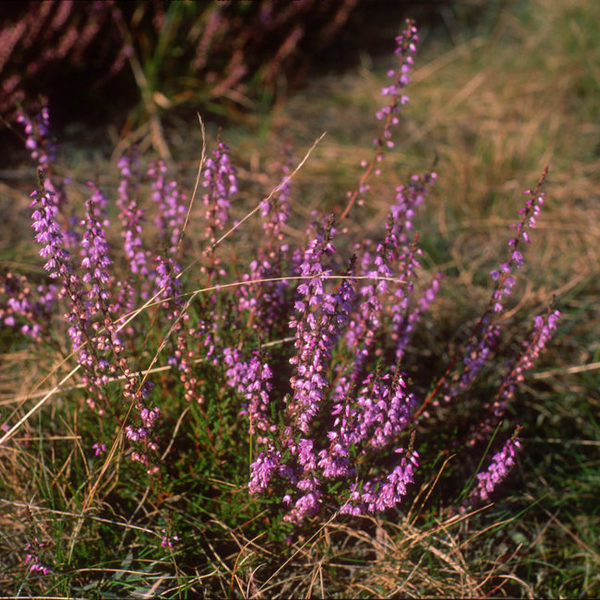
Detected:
left=0, top=17, right=566, bottom=598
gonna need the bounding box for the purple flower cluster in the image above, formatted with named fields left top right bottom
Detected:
left=341, top=19, right=420, bottom=220
left=225, top=217, right=422, bottom=523
left=24, top=538, right=50, bottom=576
left=160, top=528, right=179, bottom=548
left=0, top=270, right=56, bottom=340
left=16, top=100, right=56, bottom=177
left=148, top=160, right=187, bottom=255
left=416, top=169, right=555, bottom=422
left=5, top=23, right=565, bottom=537
left=117, top=149, right=149, bottom=278
left=288, top=218, right=348, bottom=433
left=346, top=173, right=437, bottom=376
left=342, top=449, right=419, bottom=515
left=17, top=100, right=68, bottom=218
left=224, top=347, right=276, bottom=443
left=202, top=139, right=238, bottom=248
left=490, top=179, right=547, bottom=314
left=30, top=184, right=72, bottom=280
left=375, top=20, right=419, bottom=149
left=467, top=435, right=521, bottom=506
left=80, top=183, right=112, bottom=310
left=21, top=112, right=188, bottom=472
left=495, top=308, right=561, bottom=416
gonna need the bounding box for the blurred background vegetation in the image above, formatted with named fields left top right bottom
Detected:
left=1, top=0, right=599, bottom=596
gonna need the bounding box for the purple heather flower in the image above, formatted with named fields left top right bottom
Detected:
left=202, top=139, right=238, bottom=245
left=148, top=160, right=187, bottom=255
left=80, top=182, right=112, bottom=308
left=338, top=371, right=415, bottom=451
left=468, top=437, right=521, bottom=505
left=489, top=186, right=547, bottom=314
left=0, top=271, right=57, bottom=341
left=283, top=486, right=323, bottom=524
left=160, top=528, right=179, bottom=548
left=494, top=308, right=560, bottom=416
left=92, top=442, right=106, bottom=456
left=153, top=255, right=183, bottom=307
left=224, top=347, right=276, bottom=442
left=16, top=101, right=56, bottom=182
left=248, top=447, right=282, bottom=495
left=17, top=101, right=70, bottom=225
left=117, top=149, right=149, bottom=277
left=30, top=186, right=72, bottom=279
left=341, top=449, right=419, bottom=515
left=373, top=20, right=419, bottom=153
left=23, top=539, right=50, bottom=576
left=288, top=222, right=354, bottom=433
left=346, top=173, right=436, bottom=374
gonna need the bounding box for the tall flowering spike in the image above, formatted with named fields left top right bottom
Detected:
left=30, top=180, right=72, bottom=280
left=16, top=100, right=56, bottom=186
left=202, top=138, right=238, bottom=246
left=341, top=19, right=421, bottom=219
left=17, top=100, right=71, bottom=237
left=260, top=149, right=292, bottom=243
left=288, top=218, right=352, bottom=433
left=148, top=160, right=187, bottom=255
left=375, top=20, right=419, bottom=149
left=415, top=170, right=551, bottom=421
left=490, top=171, right=548, bottom=314
left=117, top=148, right=149, bottom=277
left=80, top=182, right=112, bottom=311
left=494, top=307, right=561, bottom=417
left=463, top=434, right=521, bottom=510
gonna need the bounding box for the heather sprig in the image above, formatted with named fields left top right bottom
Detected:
left=148, top=159, right=187, bottom=256
left=23, top=538, right=51, bottom=577
left=235, top=154, right=294, bottom=336
left=16, top=100, right=56, bottom=172
left=414, top=168, right=552, bottom=421
left=345, top=172, right=437, bottom=378
left=30, top=179, right=72, bottom=281
left=0, top=269, right=57, bottom=341
left=462, top=429, right=522, bottom=511
left=201, top=138, right=238, bottom=251
left=117, top=148, right=149, bottom=279
left=494, top=306, right=561, bottom=417
left=340, top=18, right=420, bottom=220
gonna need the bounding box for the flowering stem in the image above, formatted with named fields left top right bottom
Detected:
left=413, top=167, right=549, bottom=420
